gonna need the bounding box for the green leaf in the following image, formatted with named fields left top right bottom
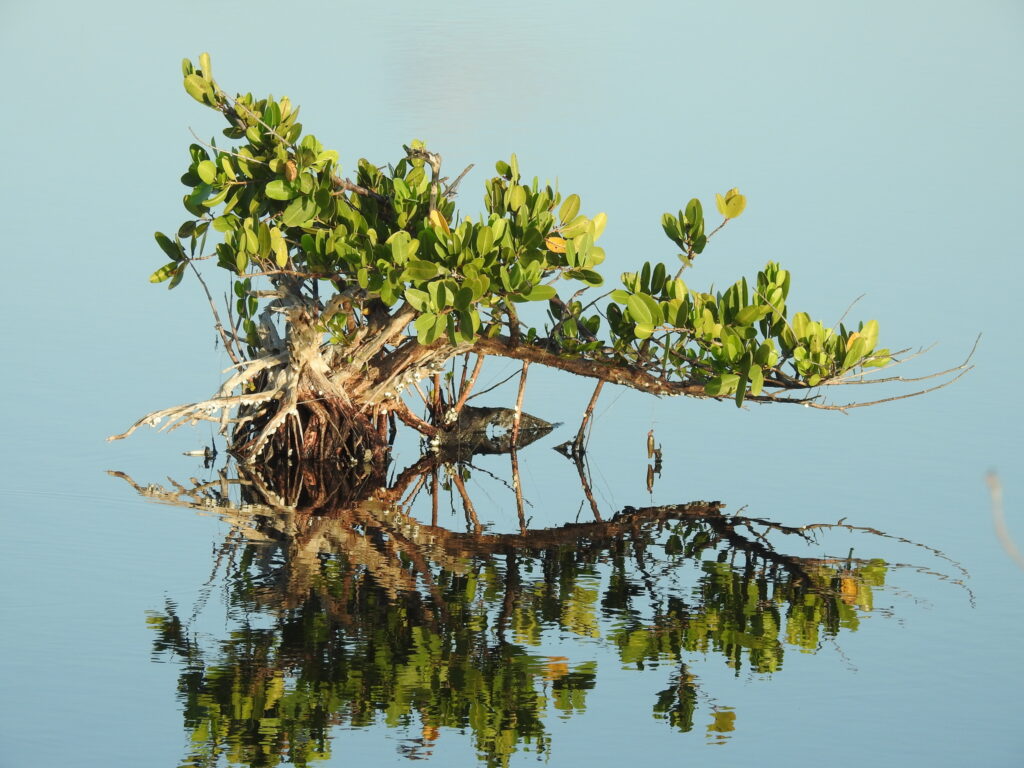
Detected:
left=565, top=269, right=604, bottom=286
left=415, top=312, right=437, bottom=343
left=154, top=232, right=183, bottom=261
left=748, top=364, right=764, bottom=396
left=198, top=52, right=212, bottom=81
left=735, top=305, right=771, bottom=325
left=270, top=228, right=288, bottom=267
left=475, top=226, right=495, bottom=254
left=405, top=288, right=429, bottom=312
left=212, top=216, right=235, bottom=233
left=454, top=286, right=474, bottom=311
left=560, top=215, right=590, bottom=239
left=403, top=260, right=445, bottom=281
left=685, top=198, right=704, bottom=232
left=610, top=289, right=632, bottom=304
left=281, top=196, right=316, bottom=227
left=265, top=180, right=295, bottom=201
left=634, top=322, right=655, bottom=339
left=861, top=319, right=879, bottom=350
left=559, top=194, right=581, bottom=225
left=201, top=186, right=229, bottom=208
left=661, top=213, right=682, bottom=246
left=387, top=231, right=412, bottom=264
left=715, top=188, right=747, bottom=219
left=183, top=74, right=211, bottom=104
left=705, top=373, right=740, bottom=397
left=149, top=262, right=178, bottom=283
left=196, top=160, right=217, bottom=185
left=735, top=372, right=748, bottom=406
left=509, top=185, right=527, bottom=212
left=167, top=264, right=186, bottom=290
left=626, top=294, right=655, bottom=325
left=522, top=284, right=556, bottom=301
left=843, top=336, right=870, bottom=370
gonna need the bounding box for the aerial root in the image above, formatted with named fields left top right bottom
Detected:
left=106, top=389, right=281, bottom=442
left=108, top=353, right=290, bottom=442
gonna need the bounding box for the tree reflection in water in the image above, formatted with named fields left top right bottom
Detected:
left=112, top=453, right=966, bottom=767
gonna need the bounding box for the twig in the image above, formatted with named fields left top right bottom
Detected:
left=511, top=447, right=528, bottom=535
left=827, top=336, right=979, bottom=386
left=453, top=355, right=485, bottom=414
left=574, top=455, right=603, bottom=522
left=330, top=175, right=389, bottom=203
left=443, top=163, right=475, bottom=198
left=186, top=259, right=243, bottom=365
left=801, top=366, right=972, bottom=413
left=430, top=468, right=439, bottom=527
left=512, top=361, right=530, bottom=447
left=987, top=472, right=1024, bottom=570
left=188, top=127, right=269, bottom=166
left=573, top=380, right=604, bottom=456
left=466, top=368, right=522, bottom=402
left=451, top=470, right=481, bottom=534
left=404, top=145, right=443, bottom=213
left=832, top=293, right=866, bottom=332
left=705, top=218, right=728, bottom=241
left=411, top=379, right=431, bottom=410
left=390, top=398, right=441, bottom=438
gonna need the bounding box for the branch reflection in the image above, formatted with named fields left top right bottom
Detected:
left=112, top=454, right=966, bottom=767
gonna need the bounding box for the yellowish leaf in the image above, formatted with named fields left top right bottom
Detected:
left=715, top=188, right=747, bottom=219
left=543, top=656, right=570, bottom=681
left=840, top=576, right=859, bottom=605
left=428, top=209, right=450, bottom=234
left=545, top=236, right=567, bottom=253
left=198, top=52, right=212, bottom=82
left=845, top=331, right=861, bottom=351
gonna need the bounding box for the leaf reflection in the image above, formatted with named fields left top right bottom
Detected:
left=112, top=456, right=966, bottom=767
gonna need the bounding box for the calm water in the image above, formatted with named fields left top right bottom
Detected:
left=2, top=2, right=1023, bottom=767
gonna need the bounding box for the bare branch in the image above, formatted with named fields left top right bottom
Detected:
left=443, top=163, right=475, bottom=198
left=186, top=257, right=243, bottom=365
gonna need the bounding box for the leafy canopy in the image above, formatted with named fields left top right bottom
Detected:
left=153, top=54, right=891, bottom=407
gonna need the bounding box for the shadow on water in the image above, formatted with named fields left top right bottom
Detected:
left=111, top=445, right=969, bottom=767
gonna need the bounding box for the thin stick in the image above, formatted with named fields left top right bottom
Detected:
left=431, top=468, right=439, bottom=527
left=573, top=380, right=604, bottom=455
left=443, top=163, right=475, bottom=198
left=511, top=447, right=528, bottom=534
left=186, top=259, right=243, bottom=365
left=987, top=472, right=1024, bottom=570
left=451, top=470, right=481, bottom=534
left=832, top=293, right=866, bottom=332
left=188, top=128, right=269, bottom=166
left=574, top=456, right=603, bottom=522
left=432, top=373, right=442, bottom=419
left=390, top=399, right=441, bottom=437
left=512, top=361, right=530, bottom=447
left=411, top=379, right=431, bottom=409
left=800, top=366, right=972, bottom=413
left=453, top=355, right=485, bottom=414
left=467, top=368, right=521, bottom=402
